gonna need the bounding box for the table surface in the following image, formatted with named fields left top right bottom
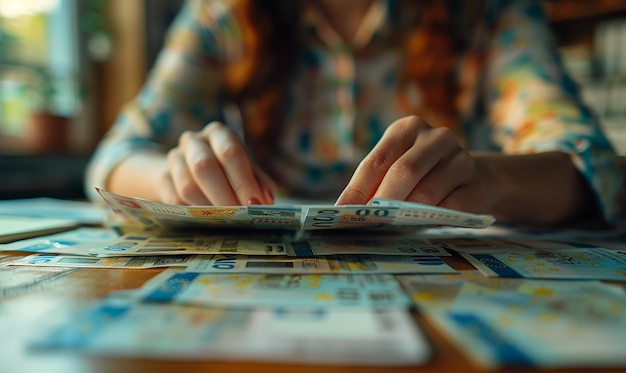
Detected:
left=1, top=249, right=626, bottom=373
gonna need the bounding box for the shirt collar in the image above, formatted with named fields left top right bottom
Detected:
left=301, top=0, right=389, bottom=50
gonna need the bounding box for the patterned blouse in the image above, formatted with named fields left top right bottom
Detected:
left=85, top=0, right=624, bottom=226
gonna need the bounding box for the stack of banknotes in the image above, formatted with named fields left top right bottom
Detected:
left=94, top=188, right=496, bottom=231
left=1, top=189, right=626, bottom=368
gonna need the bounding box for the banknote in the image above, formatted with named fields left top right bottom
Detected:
left=184, top=254, right=456, bottom=274
left=137, top=269, right=410, bottom=309
left=301, top=206, right=399, bottom=230
left=289, top=237, right=451, bottom=256
left=0, top=227, right=119, bottom=255
left=88, top=231, right=453, bottom=258
left=372, top=198, right=496, bottom=228
left=97, top=188, right=494, bottom=231
left=87, top=232, right=293, bottom=257
left=302, top=202, right=494, bottom=230
left=8, top=253, right=192, bottom=269
left=0, top=265, right=75, bottom=297
left=0, top=254, right=12, bottom=265
left=97, top=188, right=302, bottom=230
left=398, top=271, right=626, bottom=368
left=415, top=224, right=626, bottom=247
left=31, top=297, right=430, bottom=365
left=451, top=240, right=626, bottom=281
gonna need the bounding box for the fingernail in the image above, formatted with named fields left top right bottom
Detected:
left=247, top=197, right=262, bottom=205
left=266, top=189, right=275, bottom=204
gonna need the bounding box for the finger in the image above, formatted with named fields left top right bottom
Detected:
left=252, top=164, right=277, bottom=204
left=336, top=116, right=427, bottom=205
left=405, top=150, right=474, bottom=206
left=166, top=147, right=213, bottom=205
left=157, top=172, right=188, bottom=205
left=373, top=127, right=460, bottom=201
left=203, top=122, right=267, bottom=205
left=179, top=129, right=240, bottom=205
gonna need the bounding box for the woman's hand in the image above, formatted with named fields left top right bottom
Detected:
left=157, top=121, right=276, bottom=206
left=336, top=116, right=496, bottom=214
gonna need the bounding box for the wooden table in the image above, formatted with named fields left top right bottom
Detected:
left=1, top=250, right=625, bottom=373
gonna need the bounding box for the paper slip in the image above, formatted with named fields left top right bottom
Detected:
left=419, top=223, right=625, bottom=241
left=88, top=232, right=292, bottom=257
left=0, top=254, right=12, bottom=264
left=371, top=198, right=496, bottom=227
left=97, top=188, right=302, bottom=230
left=0, top=216, right=79, bottom=244
left=96, top=188, right=494, bottom=231
left=138, top=270, right=410, bottom=309
left=31, top=298, right=430, bottom=365
left=184, top=254, right=456, bottom=275
left=0, top=227, right=119, bottom=255
left=398, top=272, right=626, bottom=368
left=0, top=197, right=107, bottom=224
left=8, top=253, right=192, bottom=269
left=0, top=265, right=75, bottom=296
left=289, top=237, right=451, bottom=257
left=449, top=240, right=626, bottom=281
left=87, top=232, right=451, bottom=258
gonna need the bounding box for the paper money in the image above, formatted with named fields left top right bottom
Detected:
left=138, top=269, right=410, bottom=309
left=301, top=206, right=399, bottom=230
left=0, top=265, right=75, bottom=297
left=302, top=202, right=494, bottom=230
left=289, top=237, right=451, bottom=256
left=31, top=298, right=430, bottom=365
left=449, top=240, right=626, bottom=281
left=414, top=224, right=626, bottom=252
left=97, top=188, right=302, bottom=230
left=0, top=227, right=119, bottom=255
left=88, top=231, right=453, bottom=259
left=398, top=272, right=626, bottom=368
left=184, top=254, right=457, bottom=274
left=88, top=232, right=293, bottom=257
left=372, top=198, right=496, bottom=228
left=97, top=188, right=494, bottom=231
left=9, top=253, right=192, bottom=269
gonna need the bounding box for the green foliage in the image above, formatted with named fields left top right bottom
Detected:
left=1, top=19, right=54, bottom=113
left=0, top=34, right=56, bottom=113
left=0, top=14, right=79, bottom=116
left=0, top=21, right=21, bottom=66
left=25, top=65, right=57, bottom=113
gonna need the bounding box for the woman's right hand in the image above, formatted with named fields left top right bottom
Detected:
left=156, top=121, right=276, bottom=206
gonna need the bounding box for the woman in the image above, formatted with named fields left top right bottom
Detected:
left=85, top=0, right=623, bottom=227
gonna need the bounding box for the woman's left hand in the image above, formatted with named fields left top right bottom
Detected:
left=336, top=115, right=496, bottom=213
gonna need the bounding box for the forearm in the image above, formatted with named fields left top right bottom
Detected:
left=477, top=151, right=597, bottom=225
left=107, top=151, right=168, bottom=201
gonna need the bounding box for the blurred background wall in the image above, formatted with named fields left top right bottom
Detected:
left=0, top=0, right=624, bottom=200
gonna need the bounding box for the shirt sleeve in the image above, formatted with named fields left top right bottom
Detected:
left=483, top=0, right=624, bottom=226
left=84, top=0, right=236, bottom=201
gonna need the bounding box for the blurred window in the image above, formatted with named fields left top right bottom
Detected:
left=0, top=0, right=81, bottom=153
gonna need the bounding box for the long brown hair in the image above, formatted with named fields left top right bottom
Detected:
left=221, top=0, right=460, bottom=160
left=395, top=1, right=459, bottom=133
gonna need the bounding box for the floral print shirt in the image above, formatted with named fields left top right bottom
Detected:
left=85, top=0, right=624, bottom=226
